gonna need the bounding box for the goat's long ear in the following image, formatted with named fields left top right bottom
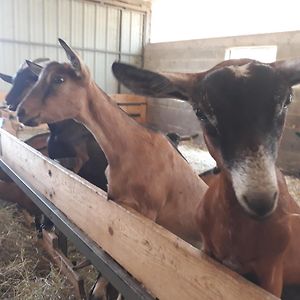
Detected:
left=32, top=58, right=50, bottom=64
left=26, top=60, right=43, bottom=76
left=58, top=38, right=83, bottom=77
left=0, top=73, right=13, bottom=84
left=271, top=58, right=300, bottom=86
left=112, top=62, right=198, bottom=101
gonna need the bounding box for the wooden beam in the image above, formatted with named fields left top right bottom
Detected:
left=39, top=229, right=86, bottom=299
left=0, top=129, right=278, bottom=300
left=112, top=94, right=147, bottom=123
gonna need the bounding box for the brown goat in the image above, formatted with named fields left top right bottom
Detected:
left=17, top=40, right=208, bottom=243
left=17, top=39, right=208, bottom=298
left=112, top=59, right=300, bottom=297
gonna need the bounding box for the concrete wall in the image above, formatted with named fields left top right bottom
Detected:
left=144, top=31, right=300, bottom=174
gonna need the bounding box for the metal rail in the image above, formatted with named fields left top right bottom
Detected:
left=0, top=159, right=154, bottom=300
left=0, top=39, right=143, bottom=58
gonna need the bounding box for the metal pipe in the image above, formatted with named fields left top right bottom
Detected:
left=0, top=38, right=142, bottom=58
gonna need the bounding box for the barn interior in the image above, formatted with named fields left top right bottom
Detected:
left=0, top=0, right=300, bottom=299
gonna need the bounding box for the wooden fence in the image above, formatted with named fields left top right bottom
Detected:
left=0, top=128, right=278, bottom=300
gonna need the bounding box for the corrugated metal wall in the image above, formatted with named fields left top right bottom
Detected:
left=0, top=0, right=147, bottom=93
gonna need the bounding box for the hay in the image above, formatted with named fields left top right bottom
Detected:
left=178, top=143, right=216, bottom=174
left=68, top=243, right=98, bottom=294
left=0, top=205, right=75, bottom=299
left=285, top=175, right=300, bottom=206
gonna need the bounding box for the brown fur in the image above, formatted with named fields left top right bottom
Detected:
left=18, top=52, right=208, bottom=244
left=17, top=40, right=208, bottom=299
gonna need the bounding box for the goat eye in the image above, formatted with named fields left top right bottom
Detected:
left=53, top=76, right=64, bottom=84
left=195, top=108, right=208, bottom=122
left=284, top=94, right=293, bottom=108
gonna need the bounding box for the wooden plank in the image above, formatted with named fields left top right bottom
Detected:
left=111, top=94, right=147, bottom=123
left=285, top=113, right=300, bottom=130
left=277, top=149, right=300, bottom=174
left=39, top=229, right=86, bottom=299
left=110, top=93, right=147, bottom=104
left=119, top=105, right=146, bottom=123
left=287, top=100, right=300, bottom=115
left=280, top=127, right=300, bottom=153
left=0, top=129, right=278, bottom=300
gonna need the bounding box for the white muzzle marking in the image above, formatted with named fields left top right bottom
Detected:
left=231, top=146, right=278, bottom=217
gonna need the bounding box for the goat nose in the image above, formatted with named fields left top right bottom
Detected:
left=243, top=191, right=278, bottom=218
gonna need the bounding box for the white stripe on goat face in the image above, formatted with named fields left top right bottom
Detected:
left=230, top=146, right=278, bottom=217
left=227, top=63, right=251, bottom=78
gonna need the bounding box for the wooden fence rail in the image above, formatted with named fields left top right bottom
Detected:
left=0, top=129, right=278, bottom=300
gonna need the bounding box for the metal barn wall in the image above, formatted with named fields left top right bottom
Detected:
left=0, top=0, right=147, bottom=94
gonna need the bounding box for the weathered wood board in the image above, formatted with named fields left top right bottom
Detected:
left=111, top=94, right=147, bottom=124
left=0, top=129, right=278, bottom=300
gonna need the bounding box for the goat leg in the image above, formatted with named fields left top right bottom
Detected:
left=89, top=276, right=109, bottom=300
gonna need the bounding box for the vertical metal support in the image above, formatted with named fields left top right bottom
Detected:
left=141, top=12, right=147, bottom=68
left=82, top=0, right=85, bottom=60
left=28, top=0, right=32, bottom=59
left=93, top=2, right=97, bottom=79
left=129, top=11, right=132, bottom=63
left=12, top=0, right=16, bottom=66
left=69, top=0, right=73, bottom=46
left=42, top=0, right=45, bottom=57
left=104, top=6, right=108, bottom=91
left=117, top=9, right=123, bottom=93
left=56, top=0, right=59, bottom=60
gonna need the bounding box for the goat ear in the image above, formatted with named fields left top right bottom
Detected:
left=271, top=58, right=300, bottom=86
left=0, top=73, right=13, bottom=84
left=32, top=58, right=50, bottom=64
left=26, top=60, right=43, bottom=76
left=112, top=62, right=198, bottom=101
left=58, top=38, right=83, bottom=77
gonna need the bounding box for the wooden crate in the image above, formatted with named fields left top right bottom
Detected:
left=111, top=94, right=147, bottom=124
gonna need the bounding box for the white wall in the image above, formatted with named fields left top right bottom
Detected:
left=151, top=0, right=300, bottom=43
